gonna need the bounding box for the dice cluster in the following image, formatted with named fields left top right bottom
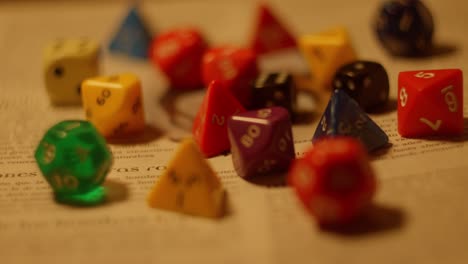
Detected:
left=34, top=1, right=464, bottom=226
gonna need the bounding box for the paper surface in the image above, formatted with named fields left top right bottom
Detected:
left=1, top=1, right=468, bottom=264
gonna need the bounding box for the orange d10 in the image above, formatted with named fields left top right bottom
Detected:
left=398, top=69, right=463, bottom=138
left=81, top=73, right=145, bottom=138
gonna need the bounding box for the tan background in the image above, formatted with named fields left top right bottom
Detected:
left=1, top=0, right=468, bottom=264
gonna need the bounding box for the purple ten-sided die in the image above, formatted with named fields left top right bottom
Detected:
left=228, top=107, right=295, bottom=179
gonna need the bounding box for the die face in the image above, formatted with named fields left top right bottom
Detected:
left=288, top=137, right=376, bottom=224
left=333, top=61, right=389, bottom=112
left=43, top=39, right=100, bottom=105
left=374, top=0, right=434, bottom=56
left=82, top=73, right=145, bottom=137
left=34, top=120, right=112, bottom=196
left=150, top=28, right=207, bottom=90
left=250, top=3, right=297, bottom=55
left=202, top=46, right=259, bottom=107
left=398, top=69, right=463, bottom=137
left=109, top=6, right=152, bottom=59
left=228, top=107, right=295, bottom=178
left=313, top=89, right=389, bottom=152
left=192, top=81, right=246, bottom=157
left=147, top=139, right=225, bottom=218
left=298, top=27, right=357, bottom=88
left=251, top=72, right=296, bottom=115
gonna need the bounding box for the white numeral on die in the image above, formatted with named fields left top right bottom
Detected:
left=419, top=118, right=442, bottom=131
left=241, top=125, right=261, bottom=148
left=441, top=85, right=458, bottom=112
left=400, top=88, right=408, bottom=107
left=414, top=72, right=435, bottom=79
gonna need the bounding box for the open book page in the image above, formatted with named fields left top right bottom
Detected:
left=1, top=1, right=468, bottom=264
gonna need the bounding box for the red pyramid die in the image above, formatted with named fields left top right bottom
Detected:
left=250, top=3, right=297, bottom=55
left=398, top=69, right=463, bottom=137
left=193, top=81, right=246, bottom=157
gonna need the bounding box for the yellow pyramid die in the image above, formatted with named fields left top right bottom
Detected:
left=298, top=27, right=357, bottom=89
left=147, top=139, right=226, bottom=218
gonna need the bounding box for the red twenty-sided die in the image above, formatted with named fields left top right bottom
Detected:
left=398, top=69, right=463, bottom=138
left=193, top=80, right=246, bottom=157
left=149, top=28, right=208, bottom=90
left=288, top=137, right=376, bottom=225
left=202, top=46, right=259, bottom=108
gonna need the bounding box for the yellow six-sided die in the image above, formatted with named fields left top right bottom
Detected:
left=81, top=73, right=145, bottom=138
left=147, top=138, right=226, bottom=219
left=43, top=39, right=100, bottom=105
left=298, top=27, right=357, bottom=89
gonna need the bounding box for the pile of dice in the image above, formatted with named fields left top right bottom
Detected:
left=34, top=0, right=463, bottom=227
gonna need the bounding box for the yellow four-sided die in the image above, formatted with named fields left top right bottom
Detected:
left=298, top=27, right=357, bottom=89
left=43, top=39, right=100, bottom=105
left=147, top=138, right=226, bottom=218
left=81, top=73, right=145, bottom=138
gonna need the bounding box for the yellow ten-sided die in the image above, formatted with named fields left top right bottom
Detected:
left=147, top=138, right=226, bottom=218
left=81, top=73, right=145, bottom=138
left=43, top=39, right=100, bottom=105
left=298, top=27, right=357, bottom=89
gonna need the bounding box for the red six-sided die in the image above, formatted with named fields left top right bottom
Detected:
left=398, top=69, right=463, bottom=137
left=202, top=46, right=259, bottom=108
left=288, top=137, right=377, bottom=225
left=149, top=28, right=208, bottom=90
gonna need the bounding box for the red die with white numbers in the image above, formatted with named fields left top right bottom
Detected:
left=202, top=46, right=259, bottom=108
left=288, top=137, right=376, bottom=225
left=149, top=28, right=208, bottom=90
left=193, top=80, right=246, bottom=157
left=398, top=69, right=463, bottom=137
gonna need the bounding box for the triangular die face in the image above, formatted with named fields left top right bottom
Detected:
left=399, top=69, right=461, bottom=91
left=147, top=139, right=225, bottom=218
left=313, top=90, right=388, bottom=151
left=251, top=3, right=296, bottom=54
left=109, top=6, right=152, bottom=59
left=193, top=81, right=246, bottom=157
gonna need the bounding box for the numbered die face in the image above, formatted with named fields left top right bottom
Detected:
left=288, top=137, right=376, bottom=225
left=251, top=72, right=296, bottom=116
left=398, top=69, right=463, bottom=137
left=202, top=46, right=259, bottom=108
left=81, top=73, right=145, bottom=138
left=228, top=107, right=295, bottom=179
left=332, top=61, right=389, bottom=112
left=149, top=28, right=208, bottom=90
left=34, top=120, right=113, bottom=198
left=43, top=39, right=100, bottom=105
left=374, top=0, right=434, bottom=56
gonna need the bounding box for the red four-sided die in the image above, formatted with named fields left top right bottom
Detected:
left=288, top=137, right=377, bottom=225
left=193, top=80, right=246, bottom=157
left=201, top=46, right=259, bottom=108
left=398, top=69, right=463, bottom=137
left=149, top=28, right=208, bottom=90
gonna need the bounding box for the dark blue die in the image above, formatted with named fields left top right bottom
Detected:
left=313, top=89, right=389, bottom=152
left=374, top=0, right=434, bottom=56
left=109, top=6, right=153, bottom=59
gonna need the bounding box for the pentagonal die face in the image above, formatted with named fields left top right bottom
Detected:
left=35, top=120, right=112, bottom=195
left=288, top=137, right=376, bottom=224
left=228, top=107, right=295, bottom=178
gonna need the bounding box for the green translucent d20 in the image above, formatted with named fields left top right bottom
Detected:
left=35, top=120, right=113, bottom=205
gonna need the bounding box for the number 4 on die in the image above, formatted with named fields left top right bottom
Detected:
left=398, top=69, right=463, bottom=138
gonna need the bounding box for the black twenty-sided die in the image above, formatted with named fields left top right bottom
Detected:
left=251, top=72, right=296, bottom=116
left=332, top=61, right=389, bottom=112
left=374, top=0, right=434, bottom=56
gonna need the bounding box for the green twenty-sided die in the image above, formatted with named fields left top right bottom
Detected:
left=35, top=120, right=113, bottom=205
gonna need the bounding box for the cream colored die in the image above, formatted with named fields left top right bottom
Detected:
left=81, top=73, right=145, bottom=138
left=43, top=39, right=100, bottom=105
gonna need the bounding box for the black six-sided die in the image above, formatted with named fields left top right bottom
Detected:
left=374, top=0, right=434, bottom=56
left=251, top=72, right=296, bottom=116
left=332, top=61, right=389, bottom=112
